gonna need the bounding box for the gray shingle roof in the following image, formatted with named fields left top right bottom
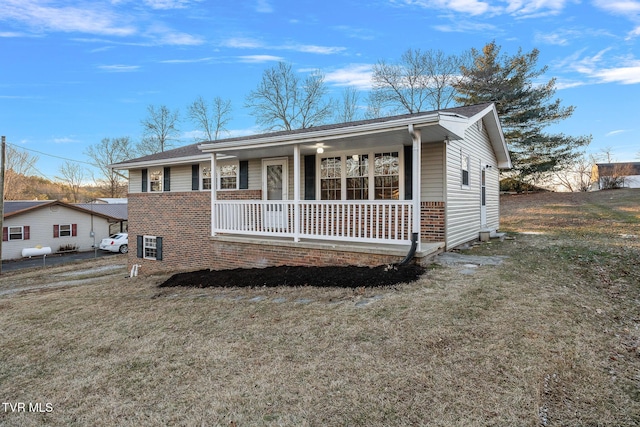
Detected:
left=4, top=200, right=125, bottom=221
left=74, top=203, right=128, bottom=220
left=112, top=103, right=494, bottom=167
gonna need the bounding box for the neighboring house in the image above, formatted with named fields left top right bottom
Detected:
left=74, top=203, right=128, bottom=235
left=590, top=162, right=640, bottom=190
left=112, top=103, right=511, bottom=275
left=2, top=200, right=124, bottom=260
left=92, top=198, right=128, bottom=204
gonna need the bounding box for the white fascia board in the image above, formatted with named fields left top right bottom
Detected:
left=467, top=104, right=512, bottom=169
left=199, top=114, right=441, bottom=153
left=109, top=154, right=229, bottom=170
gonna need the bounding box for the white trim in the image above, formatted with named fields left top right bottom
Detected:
left=143, top=235, right=158, bottom=260
left=461, top=150, right=470, bottom=189
left=8, top=226, right=24, bottom=241
left=315, top=146, right=405, bottom=201
left=149, top=168, right=163, bottom=193
left=262, top=158, right=289, bottom=200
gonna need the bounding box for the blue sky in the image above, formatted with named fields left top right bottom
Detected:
left=1, top=0, right=639, bottom=180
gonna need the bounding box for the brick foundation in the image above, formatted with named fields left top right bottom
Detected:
left=420, top=201, right=445, bottom=242
left=128, top=193, right=446, bottom=275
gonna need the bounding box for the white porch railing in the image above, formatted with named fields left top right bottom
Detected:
left=213, top=200, right=414, bottom=244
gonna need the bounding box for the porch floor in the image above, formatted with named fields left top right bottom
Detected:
left=210, top=234, right=445, bottom=260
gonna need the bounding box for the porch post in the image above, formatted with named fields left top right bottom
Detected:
left=411, top=126, right=422, bottom=252
left=293, top=144, right=301, bottom=242
left=211, top=152, right=217, bottom=237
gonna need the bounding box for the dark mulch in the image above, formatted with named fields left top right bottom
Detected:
left=159, top=263, right=425, bottom=289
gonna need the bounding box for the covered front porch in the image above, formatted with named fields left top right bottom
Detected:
left=200, top=112, right=466, bottom=252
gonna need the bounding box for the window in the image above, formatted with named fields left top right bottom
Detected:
left=319, top=150, right=402, bottom=200
left=150, top=169, right=163, bottom=192
left=202, top=167, right=212, bottom=190
left=461, top=153, right=470, bottom=187
left=320, top=157, right=342, bottom=200
left=59, top=224, right=72, bottom=237
left=346, top=154, right=369, bottom=200
left=53, top=224, right=77, bottom=238
left=144, top=236, right=157, bottom=260
left=218, top=164, right=238, bottom=190
left=9, top=226, right=24, bottom=240
left=374, top=152, right=400, bottom=200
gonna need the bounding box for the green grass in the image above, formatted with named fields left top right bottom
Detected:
left=1, top=189, right=639, bottom=426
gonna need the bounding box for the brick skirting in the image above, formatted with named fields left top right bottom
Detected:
left=128, top=193, right=445, bottom=275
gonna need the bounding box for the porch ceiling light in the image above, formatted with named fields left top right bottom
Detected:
left=317, top=147, right=324, bottom=154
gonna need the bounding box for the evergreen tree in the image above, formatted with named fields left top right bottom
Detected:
left=454, top=41, right=591, bottom=183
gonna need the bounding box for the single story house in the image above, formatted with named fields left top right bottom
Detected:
left=2, top=200, right=125, bottom=260
left=112, top=103, right=511, bottom=275
left=74, top=202, right=128, bottom=235
left=590, top=162, right=640, bottom=190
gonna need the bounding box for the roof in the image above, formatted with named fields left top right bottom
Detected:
left=112, top=103, right=511, bottom=169
left=3, top=200, right=124, bottom=221
left=94, top=198, right=128, bottom=204
left=74, top=203, right=128, bottom=220
left=596, top=162, right=640, bottom=175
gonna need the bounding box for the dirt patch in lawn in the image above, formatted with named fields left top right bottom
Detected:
left=160, top=263, right=425, bottom=289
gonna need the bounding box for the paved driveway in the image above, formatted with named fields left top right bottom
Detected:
left=1, top=250, right=123, bottom=272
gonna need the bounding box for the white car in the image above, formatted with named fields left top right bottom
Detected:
left=99, top=233, right=128, bottom=254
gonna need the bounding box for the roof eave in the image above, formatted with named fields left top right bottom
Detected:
left=199, top=114, right=442, bottom=153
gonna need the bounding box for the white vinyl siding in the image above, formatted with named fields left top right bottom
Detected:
left=445, top=119, right=499, bottom=249
left=129, top=169, right=142, bottom=193
left=421, top=142, right=445, bottom=202
left=1, top=205, right=112, bottom=260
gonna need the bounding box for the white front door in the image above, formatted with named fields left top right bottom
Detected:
left=480, top=165, right=487, bottom=228
left=262, top=158, right=288, bottom=230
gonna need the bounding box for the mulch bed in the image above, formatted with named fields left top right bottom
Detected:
left=159, top=263, right=425, bottom=289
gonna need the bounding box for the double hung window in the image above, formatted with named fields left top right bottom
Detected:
left=319, top=150, right=401, bottom=200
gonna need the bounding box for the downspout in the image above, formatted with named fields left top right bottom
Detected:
left=402, top=124, right=421, bottom=265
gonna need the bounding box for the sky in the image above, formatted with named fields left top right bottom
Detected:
left=1, top=0, right=639, bottom=181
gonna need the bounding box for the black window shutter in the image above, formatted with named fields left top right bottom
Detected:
left=192, top=165, right=200, bottom=190
left=156, top=237, right=163, bottom=261
left=163, top=167, right=171, bottom=191
left=136, top=235, right=143, bottom=258
left=239, top=161, right=249, bottom=189
left=141, top=169, right=148, bottom=192
left=404, top=145, right=413, bottom=200
left=304, top=155, right=316, bottom=200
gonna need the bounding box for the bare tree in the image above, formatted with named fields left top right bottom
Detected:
left=56, top=161, right=86, bottom=203
left=553, top=154, right=592, bottom=192
left=370, top=48, right=467, bottom=115
left=85, top=137, right=134, bottom=198
left=245, top=62, right=333, bottom=131
left=187, top=96, right=233, bottom=141
left=335, top=86, right=360, bottom=123
left=139, top=105, right=181, bottom=154
left=4, top=144, right=39, bottom=200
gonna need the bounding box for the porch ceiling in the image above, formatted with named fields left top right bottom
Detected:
left=209, top=123, right=456, bottom=160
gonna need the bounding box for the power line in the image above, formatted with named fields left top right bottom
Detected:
left=5, top=141, right=99, bottom=167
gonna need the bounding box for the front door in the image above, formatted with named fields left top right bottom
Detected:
left=262, top=158, right=288, bottom=230
left=480, top=165, right=487, bottom=228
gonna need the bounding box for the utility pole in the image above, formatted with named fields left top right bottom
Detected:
left=0, top=136, right=6, bottom=274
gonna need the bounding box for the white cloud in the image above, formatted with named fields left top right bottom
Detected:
left=238, top=55, right=284, bottom=63
left=400, top=0, right=490, bottom=15
left=504, top=0, right=569, bottom=17
left=143, top=0, right=199, bottom=9
left=221, top=37, right=346, bottom=55
left=256, top=0, right=274, bottom=13
left=325, top=64, right=373, bottom=90
left=160, top=57, right=215, bottom=64
left=627, top=26, right=640, bottom=39
left=605, top=129, right=630, bottom=136
left=0, top=0, right=136, bottom=36
left=564, top=50, right=640, bottom=85
left=592, top=0, right=640, bottom=14
left=433, top=20, right=499, bottom=33
left=98, top=64, right=141, bottom=72
left=53, top=137, right=79, bottom=144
